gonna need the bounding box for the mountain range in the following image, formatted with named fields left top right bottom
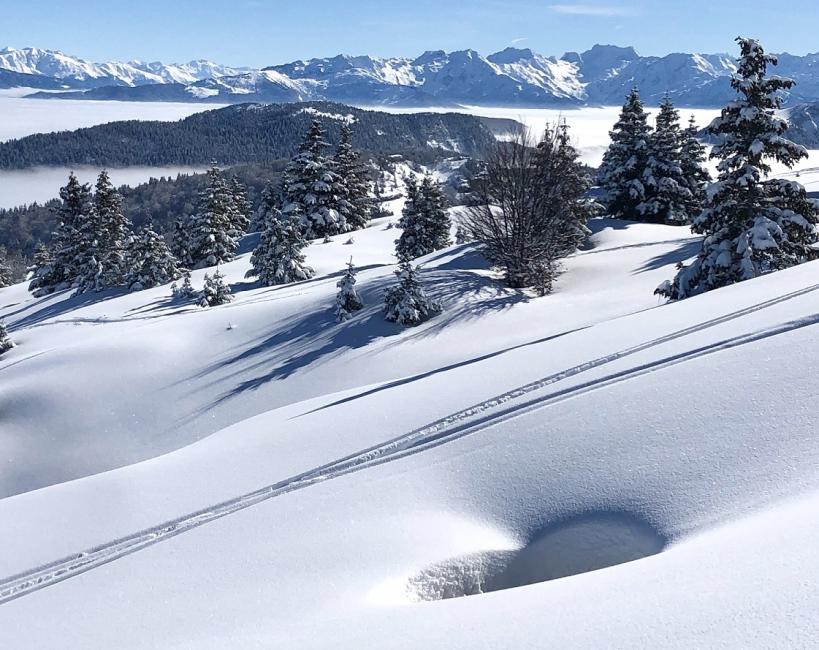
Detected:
left=4, top=44, right=819, bottom=108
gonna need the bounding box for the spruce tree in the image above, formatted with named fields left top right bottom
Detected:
left=395, top=175, right=451, bottom=261
left=335, top=257, right=364, bottom=322
left=383, top=260, right=440, bottom=326
left=282, top=119, right=347, bottom=238
left=0, top=321, right=13, bottom=356
left=333, top=123, right=372, bottom=231
left=199, top=268, right=233, bottom=307
left=27, top=244, right=54, bottom=296
left=246, top=197, right=315, bottom=286
left=597, top=87, right=652, bottom=220
left=188, top=165, right=240, bottom=268
left=678, top=115, right=711, bottom=220
left=94, top=170, right=132, bottom=285
left=639, top=96, right=691, bottom=224
left=125, top=224, right=182, bottom=291
left=657, top=37, right=819, bottom=300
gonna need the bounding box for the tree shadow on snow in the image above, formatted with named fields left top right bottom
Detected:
left=633, top=238, right=701, bottom=273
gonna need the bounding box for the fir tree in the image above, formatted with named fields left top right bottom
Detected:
left=199, top=268, right=233, bottom=307
left=395, top=175, right=451, bottom=261
left=94, top=170, right=132, bottom=284
left=282, top=119, right=347, bottom=238
left=125, top=224, right=182, bottom=291
left=657, top=37, right=819, bottom=300
left=229, top=175, right=252, bottom=237
left=333, top=123, right=372, bottom=230
left=246, top=196, right=315, bottom=286
left=335, top=257, right=364, bottom=322
left=0, top=321, right=13, bottom=356
left=171, top=216, right=195, bottom=269
left=597, top=88, right=652, bottom=220
left=27, top=244, right=54, bottom=295
left=31, top=173, right=94, bottom=294
left=678, top=115, right=711, bottom=220
left=383, top=260, right=440, bottom=326
left=171, top=270, right=197, bottom=300
left=188, top=165, right=240, bottom=268
left=639, top=96, right=692, bottom=224
left=0, top=250, right=11, bottom=287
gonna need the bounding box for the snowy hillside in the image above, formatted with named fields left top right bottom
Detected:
left=2, top=198, right=819, bottom=645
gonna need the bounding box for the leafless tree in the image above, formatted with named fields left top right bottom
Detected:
left=463, top=123, right=594, bottom=290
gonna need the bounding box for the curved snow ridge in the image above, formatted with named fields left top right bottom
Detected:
left=2, top=285, right=819, bottom=604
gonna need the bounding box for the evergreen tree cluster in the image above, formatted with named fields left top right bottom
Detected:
left=0, top=321, right=13, bottom=356
left=657, top=37, right=819, bottom=299
left=598, top=89, right=710, bottom=224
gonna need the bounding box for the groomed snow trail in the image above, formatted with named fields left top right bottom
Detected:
left=2, top=282, right=817, bottom=605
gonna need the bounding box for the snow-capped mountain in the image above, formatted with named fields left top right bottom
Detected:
left=5, top=44, right=819, bottom=107
left=0, top=47, right=250, bottom=88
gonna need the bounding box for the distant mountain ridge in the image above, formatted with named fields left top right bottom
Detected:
left=4, top=44, right=819, bottom=107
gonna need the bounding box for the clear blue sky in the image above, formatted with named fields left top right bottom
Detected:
left=2, top=0, right=818, bottom=66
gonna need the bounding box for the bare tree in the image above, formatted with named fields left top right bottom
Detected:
left=463, top=123, right=594, bottom=290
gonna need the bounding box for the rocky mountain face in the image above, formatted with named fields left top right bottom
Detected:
left=4, top=44, right=819, bottom=109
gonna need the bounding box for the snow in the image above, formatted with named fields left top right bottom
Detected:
left=2, top=199, right=819, bottom=646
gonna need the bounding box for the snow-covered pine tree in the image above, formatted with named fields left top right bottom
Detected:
left=638, top=96, right=692, bottom=224
left=30, top=173, right=94, bottom=294
left=0, top=321, right=13, bottom=355
left=597, top=87, right=652, bottom=220
left=282, top=119, right=347, bottom=238
left=657, top=37, right=819, bottom=300
left=333, top=123, right=372, bottom=231
left=335, top=257, right=364, bottom=322
left=171, top=269, right=197, bottom=299
left=124, top=224, right=182, bottom=291
left=27, top=244, right=54, bottom=295
left=395, top=174, right=451, bottom=261
left=170, top=216, right=195, bottom=268
left=246, top=198, right=315, bottom=286
left=0, top=250, right=11, bottom=287
left=383, top=260, right=440, bottom=326
left=199, top=268, right=233, bottom=307
left=678, top=115, right=711, bottom=220
left=228, top=175, right=252, bottom=237
left=187, top=165, right=240, bottom=268
left=371, top=170, right=393, bottom=219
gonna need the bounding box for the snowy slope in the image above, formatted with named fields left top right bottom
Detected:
left=2, top=202, right=819, bottom=646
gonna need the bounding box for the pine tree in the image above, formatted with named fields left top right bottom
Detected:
left=282, top=119, right=347, bottom=238
left=395, top=175, right=451, bottom=261
left=597, top=87, right=652, bottom=220
left=0, top=249, right=12, bottom=287
left=333, top=123, right=372, bottom=231
left=199, top=268, right=233, bottom=307
left=187, top=165, right=240, bottom=268
left=246, top=196, right=315, bottom=286
left=638, top=96, right=692, bottom=224
left=171, top=269, right=197, bottom=299
left=0, top=321, right=13, bottom=356
left=657, top=37, right=819, bottom=300
left=229, top=175, right=252, bottom=237
left=678, top=115, right=711, bottom=220
left=335, top=257, right=364, bottom=322
left=383, top=260, right=440, bottom=326
left=125, top=225, right=182, bottom=291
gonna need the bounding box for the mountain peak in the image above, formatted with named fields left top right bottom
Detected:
left=487, top=47, right=536, bottom=64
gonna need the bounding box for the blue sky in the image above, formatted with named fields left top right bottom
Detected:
left=2, top=0, right=818, bottom=66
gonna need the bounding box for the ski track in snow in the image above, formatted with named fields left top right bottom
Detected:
left=2, top=281, right=819, bottom=604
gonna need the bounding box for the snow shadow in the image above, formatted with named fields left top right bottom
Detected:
left=634, top=238, right=701, bottom=273
left=406, top=511, right=666, bottom=602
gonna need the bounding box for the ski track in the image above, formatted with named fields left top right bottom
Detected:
left=2, top=282, right=818, bottom=605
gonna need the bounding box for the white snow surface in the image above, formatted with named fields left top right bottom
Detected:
left=2, top=208, right=819, bottom=647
